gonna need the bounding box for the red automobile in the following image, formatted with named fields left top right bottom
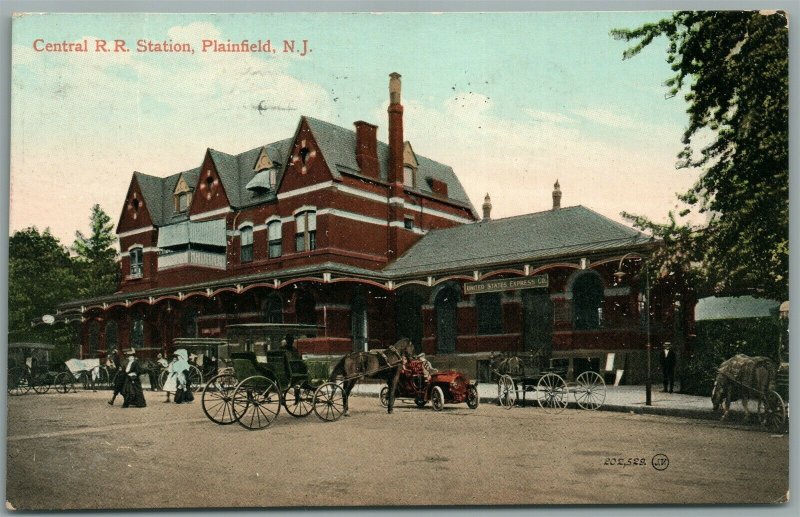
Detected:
left=380, top=359, right=479, bottom=411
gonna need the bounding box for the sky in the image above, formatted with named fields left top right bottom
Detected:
left=10, top=11, right=702, bottom=248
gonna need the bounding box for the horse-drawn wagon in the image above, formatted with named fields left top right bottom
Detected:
left=7, top=343, right=75, bottom=395
left=199, top=323, right=345, bottom=429
left=712, top=354, right=787, bottom=432
left=492, top=351, right=607, bottom=411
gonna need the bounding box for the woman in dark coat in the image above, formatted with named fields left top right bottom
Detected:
left=107, top=349, right=127, bottom=406
left=121, top=349, right=147, bottom=408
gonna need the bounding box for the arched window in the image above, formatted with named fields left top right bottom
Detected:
left=240, top=225, right=253, bottom=263
left=88, top=321, right=100, bottom=355
left=572, top=273, right=604, bottom=330
left=295, top=290, right=317, bottom=325
left=181, top=309, right=198, bottom=338
left=476, top=292, right=503, bottom=335
left=131, top=317, right=145, bottom=348
left=105, top=321, right=119, bottom=351
left=267, top=220, right=282, bottom=258
left=261, top=294, right=283, bottom=324
left=434, top=285, right=459, bottom=354
left=351, top=287, right=368, bottom=352
left=295, top=211, right=317, bottom=252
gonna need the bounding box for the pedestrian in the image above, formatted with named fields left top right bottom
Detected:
left=281, top=334, right=301, bottom=361
left=660, top=342, right=676, bottom=393
left=172, top=349, right=194, bottom=404
left=121, top=348, right=147, bottom=408
left=161, top=351, right=181, bottom=403
left=107, top=349, right=127, bottom=406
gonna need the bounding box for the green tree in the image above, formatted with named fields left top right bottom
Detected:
left=72, top=204, right=119, bottom=298
left=8, top=227, right=80, bottom=346
left=612, top=11, right=788, bottom=300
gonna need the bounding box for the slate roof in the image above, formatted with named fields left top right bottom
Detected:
left=127, top=115, right=475, bottom=229
left=695, top=296, right=780, bottom=321
left=384, top=205, right=654, bottom=275
left=303, top=117, right=475, bottom=212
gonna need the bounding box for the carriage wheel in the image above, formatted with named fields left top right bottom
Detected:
left=158, top=369, right=169, bottom=391
left=537, top=373, right=568, bottom=413
left=31, top=375, right=51, bottom=394
left=53, top=372, right=75, bottom=394
left=283, top=386, right=314, bottom=418
left=498, top=375, right=516, bottom=409
left=188, top=365, right=204, bottom=392
left=201, top=373, right=239, bottom=425
left=379, top=386, right=390, bottom=408
left=431, top=386, right=445, bottom=411
left=761, top=390, right=786, bottom=433
left=574, top=371, right=606, bottom=410
left=8, top=368, right=31, bottom=395
left=232, top=376, right=281, bottom=430
left=313, top=382, right=346, bottom=422
left=467, top=384, right=479, bottom=409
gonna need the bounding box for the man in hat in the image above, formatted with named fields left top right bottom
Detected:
left=121, top=348, right=147, bottom=408
left=659, top=342, right=677, bottom=393
left=107, top=349, right=126, bottom=406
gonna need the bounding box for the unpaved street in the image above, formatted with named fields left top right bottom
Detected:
left=6, top=390, right=789, bottom=509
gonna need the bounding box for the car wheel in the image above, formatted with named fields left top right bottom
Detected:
left=467, top=384, right=479, bottom=409
left=431, top=386, right=445, bottom=411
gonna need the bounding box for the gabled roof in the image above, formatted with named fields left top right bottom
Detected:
left=303, top=117, right=474, bottom=211
left=384, top=205, right=654, bottom=275
left=124, top=116, right=475, bottom=228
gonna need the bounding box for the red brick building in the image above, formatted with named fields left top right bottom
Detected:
left=60, top=73, right=693, bottom=378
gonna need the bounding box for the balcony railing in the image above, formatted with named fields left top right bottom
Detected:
left=158, top=250, right=226, bottom=270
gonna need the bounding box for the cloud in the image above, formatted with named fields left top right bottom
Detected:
left=524, top=109, right=575, bottom=124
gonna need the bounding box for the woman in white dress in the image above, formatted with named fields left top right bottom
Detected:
left=162, top=349, right=188, bottom=403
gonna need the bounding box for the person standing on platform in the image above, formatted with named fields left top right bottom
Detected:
left=660, top=342, right=677, bottom=394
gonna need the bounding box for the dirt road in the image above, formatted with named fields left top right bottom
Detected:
left=5, top=390, right=789, bottom=509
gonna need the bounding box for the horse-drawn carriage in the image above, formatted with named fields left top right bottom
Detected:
left=492, top=350, right=607, bottom=411
left=160, top=338, right=224, bottom=392
left=379, top=357, right=479, bottom=411
left=7, top=343, right=75, bottom=395
left=199, top=323, right=346, bottom=429
left=712, top=354, right=787, bottom=432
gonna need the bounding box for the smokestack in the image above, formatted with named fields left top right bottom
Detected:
left=388, top=72, right=404, bottom=186
left=552, top=180, right=561, bottom=210
left=482, top=193, right=492, bottom=221
left=354, top=121, right=378, bottom=179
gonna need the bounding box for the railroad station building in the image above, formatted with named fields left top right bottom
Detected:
left=59, top=73, right=694, bottom=380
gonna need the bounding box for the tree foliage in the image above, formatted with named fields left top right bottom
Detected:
left=8, top=206, right=119, bottom=351
left=612, top=11, right=788, bottom=300
left=8, top=227, right=79, bottom=344
left=72, top=204, right=119, bottom=298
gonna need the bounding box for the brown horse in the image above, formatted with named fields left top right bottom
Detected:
left=329, top=338, right=416, bottom=415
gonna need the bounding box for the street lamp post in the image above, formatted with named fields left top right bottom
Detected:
left=615, top=252, right=652, bottom=406
left=645, top=273, right=652, bottom=406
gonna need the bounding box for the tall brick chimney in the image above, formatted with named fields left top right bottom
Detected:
left=552, top=180, right=562, bottom=210
left=354, top=121, right=378, bottom=179
left=388, top=72, right=404, bottom=186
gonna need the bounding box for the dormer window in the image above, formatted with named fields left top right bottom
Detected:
left=173, top=174, right=192, bottom=212
left=403, top=166, right=415, bottom=188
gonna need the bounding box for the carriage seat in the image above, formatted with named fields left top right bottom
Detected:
left=265, top=350, right=308, bottom=387
left=230, top=352, right=274, bottom=381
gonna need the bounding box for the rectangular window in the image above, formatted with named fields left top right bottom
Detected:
left=240, top=226, right=253, bottom=263
left=268, top=221, right=282, bottom=258
left=129, top=248, right=143, bottom=278
left=295, top=211, right=317, bottom=252
left=404, top=216, right=414, bottom=229
left=477, top=293, right=503, bottom=335
left=179, top=192, right=189, bottom=211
